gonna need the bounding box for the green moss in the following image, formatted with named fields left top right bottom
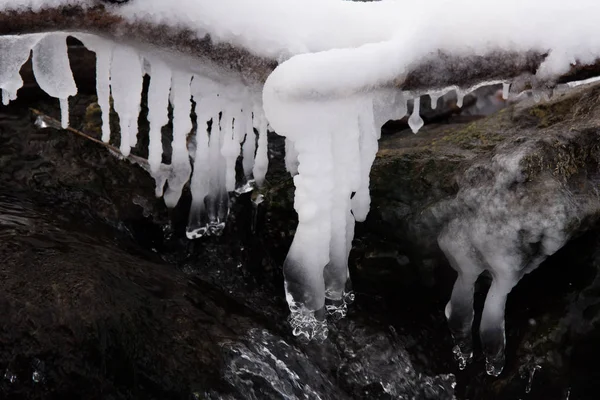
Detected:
left=440, top=120, right=503, bottom=149
left=527, top=95, right=579, bottom=128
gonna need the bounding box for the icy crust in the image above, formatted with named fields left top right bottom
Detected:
left=0, top=31, right=266, bottom=239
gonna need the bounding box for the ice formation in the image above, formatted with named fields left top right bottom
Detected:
left=0, top=31, right=264, bottom=240
left=6, top=0, right=600, bottom=375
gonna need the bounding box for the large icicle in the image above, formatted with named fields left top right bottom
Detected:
left=324, top=99, right=362, bottom=321
left=110, top=45, right=143, bottom=157
left=31, top=33, right=78, bottom=129
left=0, top=34, right=44, bottom=105
left=163, top=71, right=193, bottom=208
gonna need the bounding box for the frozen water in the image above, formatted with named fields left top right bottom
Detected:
left=146, top=58, right=172, bottom=174
left=284, top=138, right=299, bottom=176
left=31, top=33, right=77, bottom=128
left=164, top=71, right=193, bottom=208
left=252, top=106, right=269, bottom=187
left=0, top=34, right=44, bottom=104
left=110, top=45, right=143, bottom=157
left=76, top=34, right=113, bottom=143
left=502, top=82, right=510, bottom=100
left=407, top=96, right=424, bottom=133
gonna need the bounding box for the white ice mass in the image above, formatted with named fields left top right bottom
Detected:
left=3, top=0, right=600, bottom=375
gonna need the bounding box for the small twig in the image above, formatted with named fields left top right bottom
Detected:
left=29, top=107, right=151, bottom=168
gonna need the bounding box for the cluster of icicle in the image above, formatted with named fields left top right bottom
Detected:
left=0, top=32, right=269, bottom=239
left=269, top=80, right=519, bottom=340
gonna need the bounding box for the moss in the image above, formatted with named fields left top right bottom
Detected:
left=527, top=95, right=579, bottom=128
left=84, top=100, right=102, bottom=136
left=439, top=120, right=503, bottom=149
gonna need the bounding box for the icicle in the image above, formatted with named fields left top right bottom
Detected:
left=408, top=96, right=424, bottom=133
left=456, top=89, right=465, bottom=108
left=285, top=138, right=299, bottom=176
left=352, top=96, right=378, bottom=222
left=110, top=46, right=143, bottom=157
left=76, top=34, right=113, bottom=142
left=0, top=34, right=45, bottom=104
left=399, top=92, right=408, bottom=121
left=207, top=108, right=229, bottom=235
left=325, top=102, right=360, bottom=318
left=146, top=59, right=172, bottom=173
left=242, top=107, right=256, bottom=180
left=163, top=71, right=193, bottom=208
left=31, top=33, right=77, bottom=129
left=502, top=82, right=510, bottom=100
left=59, top=98, right=69, bottom=129
left=187, top=95, right=212, bottom=239
left=221, top=107, right=239, bottom=192
left=252, top=106, right=269, bottom=187
left=430, top=92, right=440, bottom=109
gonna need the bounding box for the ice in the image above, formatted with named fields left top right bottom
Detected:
left=31, top=33, right=77, bottom=129
left=430, top=92, right=440, bottom=110
left=110, top=45, right=143, bottom=157
left=502, top=82, right=510, bottom=100
left=187, top=92, right=211, bottom=239
left=0, top=34, right=44, bottom=105
left=351, top=97, right=378, bottom=223
left=242, top=107, right=256, bottom=180
left=252, top=106, right=269, bottom=187
left=163, top=71, right=193, bottom=208
left=146, top=58, right=172, bottom=174
left=76, top=34, right=113, bottom=143
left=220, top=106, right=239, bottom=192
left=407, top=96, right=424, bottom=134
left=456, top=89, right=465, bottom=108
left=284, top=138, right=299, bottom=176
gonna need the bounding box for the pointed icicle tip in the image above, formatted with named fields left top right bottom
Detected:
left=408, top=96, right=424, bottom=134
left=502, top=82, right=510, bottom=100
